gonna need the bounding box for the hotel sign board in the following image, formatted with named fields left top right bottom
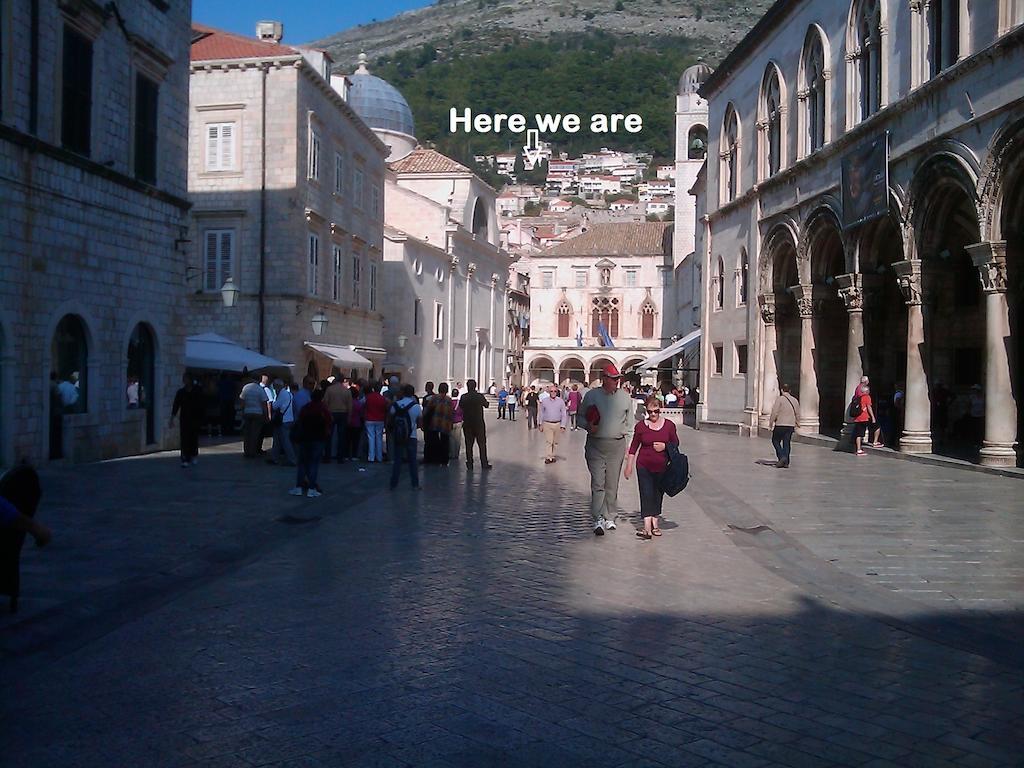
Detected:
left=842, top=132, right=890, bottom=230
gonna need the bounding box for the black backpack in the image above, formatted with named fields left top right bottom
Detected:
left=848, top=394, right=863, bottom=419
left=661, top=443, right=690, bottom=497
left=393, top=401, right=415, bottom=443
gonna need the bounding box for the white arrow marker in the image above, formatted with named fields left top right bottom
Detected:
left=522, top=128, right=542, bottom=170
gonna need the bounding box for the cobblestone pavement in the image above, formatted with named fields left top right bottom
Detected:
left=1, top=421, right=1022, bottom=767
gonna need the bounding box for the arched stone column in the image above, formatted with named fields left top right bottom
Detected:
left=758, top=294, right=778, bottom=428
left=893, top=260, right=932, bottom=453
left=790, top=284, right=819, bottom=434
left=967, top=241, right=1017, bottom=466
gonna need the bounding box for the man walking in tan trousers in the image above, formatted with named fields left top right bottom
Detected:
left=538, top=383, right=569, bottom=463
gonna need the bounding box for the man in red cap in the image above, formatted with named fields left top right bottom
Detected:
left=578, top=363, right=633, bottom=535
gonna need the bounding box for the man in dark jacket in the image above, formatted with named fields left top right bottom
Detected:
left=458, top=379, right=492, bottom=470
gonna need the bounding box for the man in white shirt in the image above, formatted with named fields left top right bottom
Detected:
left=239, top=376, right=269, bottom=457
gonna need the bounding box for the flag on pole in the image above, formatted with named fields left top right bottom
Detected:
left=597, top=322, right=615, bottom=348
left=576, top=326, right=583, bottom=347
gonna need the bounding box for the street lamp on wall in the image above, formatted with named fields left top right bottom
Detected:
left=311, top=309, right=329, bottom=337
left=220, top=278, right=239, bottom=308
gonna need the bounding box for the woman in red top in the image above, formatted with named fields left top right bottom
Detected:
left=624, top=396, right=679, bottom=540
left=363, top=384, right=389, bottom=462
left=852, top=383, right=875, bottom=457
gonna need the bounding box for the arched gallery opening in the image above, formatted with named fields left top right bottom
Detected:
left=558, top=357, right=586, bottom=385
left=808, top=214, right=848, bottom=436
left=589, top=357, right=615, bottom=386
left=858, top=215, right=906, bottom=444
left=771, top=238, right=801, bottom=396
left=916, top=170, right=985, bottom=459
left=1002, top=153, right=1024, bottom=466
left=528, top=356, right=555, bottom=384
left=50, top=314, right=90, bottom=460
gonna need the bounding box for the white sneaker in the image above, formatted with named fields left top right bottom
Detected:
left=288, top=487, right=304, bottom=496
left=605, top=518, right=617, bottom=531
left=307, top=489, right=322, bottom=498
left=594, top=519, right=606, bottom=536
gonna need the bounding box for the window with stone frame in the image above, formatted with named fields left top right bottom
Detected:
left=928, top=0, right=962, bottom=77
left=591, top=296, right=620, bottom=338
left=721, top=104, right=739, bottom=202
left=307, top=234, right=319, bottom=295
left=736, top=343, right=748, bottom=376
left=625, top=269, right=638, bottom=288
left=851, top=0, right=883, bottom=123
left=575, top=269, right=588, bottom=288
left=203, top=229, right=234, bottom=292
left=353, top=166, right=365, bottom=209
left=369, top=263, right=378, bottom=311
left=541, top=270, right=554, bottom=289
left=761, top=66, right=783, bottom=179
left=715, top=256, right=725, bottom=309
left=308, top=130, right=321, bottom=181
left=557, top=301, right=572, bottom=338
left=640, top=302, right=657, bottom=339
left=713, top=344, right=724, bottom=376
left=61, top=25, right=93, bottom=156
left=801, top=28, right=827, bottom=156
left=737, top=249, right=749, bottom=306
left=414, top=299, right=421, bottom=336
left=334, top=152, right=345, bottom=194
left=351, top=250, right=362, bottom=307
left=134, top=74, right=159, bottom=183
left=332, top=245, right=343, bottom=302
left=205, top=122, right=236, bottom=171
left=434, top=302, right=444, bottom=341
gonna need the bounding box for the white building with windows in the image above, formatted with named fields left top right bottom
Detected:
left=696, top=0, right=1024, bottom=469
left=188, top=25, right=389, bottom=380
left=0, top=0, right=191, bottom=464
left=524, top=223, right=673, bottom=385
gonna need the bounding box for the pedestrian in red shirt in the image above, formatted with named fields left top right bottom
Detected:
left=364, top=384, right=389, bottom=462
left=624, top=396, right=679, bottom=540
left=851, top=383, right=875, bottom=457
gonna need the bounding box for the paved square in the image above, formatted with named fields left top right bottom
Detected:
left=2, top=422, right=1022, bottom=767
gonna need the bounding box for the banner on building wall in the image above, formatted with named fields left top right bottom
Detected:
left=841, top=132, right=889, bottom=230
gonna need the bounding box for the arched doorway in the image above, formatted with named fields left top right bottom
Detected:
left=1002, top=156, right=1024, bottom=466
left=50, top=314, right=89, bottom=459
left=528, top=355, right=555, bottom=383
left=558, top=356, right=586, bottom=385
left=807, top=213, right=848, bottom=436
left=772, top=240, right=801, bottom=396
left=589, top=356, right=615, bottom=386
left=916, top=172, right=984, bottom=459
left=857, top=215, right=907, bottom=446
left=127, top=323, right=157, bottom=445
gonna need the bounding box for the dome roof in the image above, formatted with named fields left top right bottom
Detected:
left=347, top=53, right=416, bottom=138
left=679, top=62, right=713, bottom=95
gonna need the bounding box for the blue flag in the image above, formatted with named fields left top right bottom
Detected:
left=598, top=322, right=615, bottom=348
left=576, top=326, right=583, bottom=347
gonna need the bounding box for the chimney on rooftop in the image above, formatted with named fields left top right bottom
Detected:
left=255, top=21, right=283, bottom=44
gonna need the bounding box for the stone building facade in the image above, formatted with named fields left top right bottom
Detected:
left=381, top=149, right=513, bottom=389
left=524, top=222, right=673, bottom=385
left=696, top=0, right=1024, bottom=467
left=188, top=25, right=388, bottom=379
left=0, top=0, right=191, bottom=465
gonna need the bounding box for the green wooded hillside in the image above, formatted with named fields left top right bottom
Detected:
left=374, top=32, right=700, bottom=164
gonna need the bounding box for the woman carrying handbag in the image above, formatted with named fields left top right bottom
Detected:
left=623, top=395, right=679, bottom=540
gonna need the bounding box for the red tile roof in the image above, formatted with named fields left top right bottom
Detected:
left=191, top=24, right=299, bottom=62
left=545, top=222, right=671, bottom=257
left=389, top=148, right=472, bottom=175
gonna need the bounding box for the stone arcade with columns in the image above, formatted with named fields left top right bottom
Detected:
left=524, top=222, right=673, bottom=386
left=695, top=0, right=1023, bottom=467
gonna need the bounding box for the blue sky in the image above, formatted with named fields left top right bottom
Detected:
left=193, top=0, right=429, bottom=45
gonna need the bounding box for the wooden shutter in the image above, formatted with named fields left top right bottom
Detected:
left=219, top=232, right=233, bottom=287
left=220, top=124, right=234, bottom=169
left=204, top=231, right=218, bottom=290
left=558, top=310, right=570, bottom=338
left=206, top=125, right=219, bottom=169
left=642, top=310, right=654, bottom=339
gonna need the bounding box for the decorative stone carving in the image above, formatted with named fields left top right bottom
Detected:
left=892, top=260, right=922, bottom=306
left=758, top=294, right=776, bottom=326
left=967, top=241, right=1008, bottom=293
left=466, top=262, right=477, bottom=277
left=448, top=255, right=460, bottom=271
left=838, top=285, right=864, bottom=311
left=790, top=284, right=815, bottom=318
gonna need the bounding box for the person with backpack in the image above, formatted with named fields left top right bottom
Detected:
left=624, top=395, right=679, bottom=540
left=289, top=389, right=332, bottom=498
left=850, top=382, right=875, bottom=456
left=496, top=386, right=508, bottom=419
left=389, top=384, right=422, bottom=490
left=268, top=380, right=298, bottom=466
left=768, top=383, right=800, bottom=468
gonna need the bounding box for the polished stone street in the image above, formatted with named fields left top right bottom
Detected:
left=2, top=420, right=1022, bottom=767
